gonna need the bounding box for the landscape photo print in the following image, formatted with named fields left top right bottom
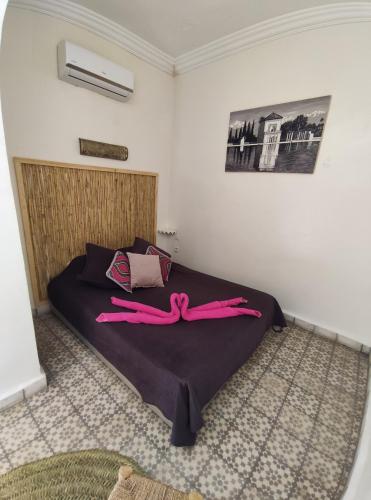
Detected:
left=225, top=95, right=331, bottom=173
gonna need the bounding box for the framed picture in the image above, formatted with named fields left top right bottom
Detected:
left=225, top=95, right=331, bottom=173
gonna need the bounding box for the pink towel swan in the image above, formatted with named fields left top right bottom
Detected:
left=96, top=293, right=262, bottom=325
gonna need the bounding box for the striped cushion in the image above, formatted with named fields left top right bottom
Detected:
left=106, top=251, right=132, bottom=293
left=146, top=245, right=172, bottom=282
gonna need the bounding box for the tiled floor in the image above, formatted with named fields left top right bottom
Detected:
left=0, top=314, right=368, bottom=499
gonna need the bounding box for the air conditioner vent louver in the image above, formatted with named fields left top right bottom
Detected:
left=57, top=41, right=134, bottom=102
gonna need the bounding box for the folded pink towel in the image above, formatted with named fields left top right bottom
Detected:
left=96, top=293, right=262, bottom=325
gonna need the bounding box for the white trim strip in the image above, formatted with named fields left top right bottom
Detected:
left=8, top=1, right=371, bottom=75
left=9, top=0, right=175, bottom=74
left=175, top=2, right=371, bottom=74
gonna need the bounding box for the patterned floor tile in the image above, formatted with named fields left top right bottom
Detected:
left=250, top=451, right=296, bottom=500
left=278, top=404, right=315, bottom=442
left=292, top=474, right=333, bottom=499
left=210, top=388, right=244, bottom=421
left=286, top=328, right=311, bottom=342
left=241, top=359, right=266, bottom=382
left=263, top=329, right=285, bottom=347
left=167, top=443, right=211, bottom=481
left=270, top=356, right=298, bottom=382
left=259, top=370, right=289, bottom=398
left=249, top=347, right=274, bottom=368
left=43, top=413, right=90, bottom=453
left=0, top=456, right=12, bottom=475
left=196, top=454, right=245, bottom=500
left=323, top=385, right=355, bottom=414
left=43, top=349, right=75, bottom=375
left=1, top=315, right=366, bottom=500
left=0, top=401, right=29, bottom=430
left=300, top=359, right=328, bottom=381
left=31, top=393, right=75, bottom=431
left=310, top=423, right=348, bottom=462
left=92, top=364, right=120, bottom=388
left=59, top=373, right=103, bottom=407
left=74, top=434, right=101, bottom=451
left=151, top=459, right=193, bottom=494
left=141, top=412, right=171, bottom=451
left=0, top=414, right=40, bottom=454
left=236, top=404, right=272, bottom=446
left=78, top=390, right=119, bottom=429
left=276, top=346, right=302, bottom=366
left=8, top=437, right=52, bottom=468
left=283, top=335, right=308, bottom=354
left=55, top=362, right=90, bottom=388
left=95, top=411, right=138, bottom=451
left=225, top=371, right=256, bottom=400
left=121, top=433, right=162, bottom=472
left=197, top=413, right=230, bottom=450
left=294, top=371, right=325, bottom=398
left=27, top=381, right=63, bottom=411
left=217, top=425, right=260, bottom=476
left=301, top=447, right=343, bottom=493
left=249, top=386, right=283, bottom=420
left=286, top=384, right=320, bottom=419
left=318, top=401, right=353, bottom=438
left=266, top=425, right=306, bottom=470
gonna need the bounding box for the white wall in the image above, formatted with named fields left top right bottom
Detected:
left=171, top=22, right=371, bottom=346
left=0, top=7, right=175, bottom=262
left=0, top=1, right=42, bottom=403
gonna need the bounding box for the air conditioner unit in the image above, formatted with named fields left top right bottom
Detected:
left=57, top=40, right=134, bottom=102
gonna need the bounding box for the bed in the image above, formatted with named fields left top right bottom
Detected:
left=14, top=158, right=286, bottom=446
left=48, top=255, right=286, bottom=446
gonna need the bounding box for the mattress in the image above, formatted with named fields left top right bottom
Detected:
left=48, top=256, right=286, bottom=446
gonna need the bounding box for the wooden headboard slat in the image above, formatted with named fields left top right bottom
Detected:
left=14, top=158, right=158, bottom=306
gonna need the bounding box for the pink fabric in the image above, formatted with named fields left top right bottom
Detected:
left=96, top=293, right=262, bottom=325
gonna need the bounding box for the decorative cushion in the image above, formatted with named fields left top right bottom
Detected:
left=106, top=251, right=132, bottom=293
left=78, top=243, right=121, bottom=289
left=127, top=253, right=164, bottom=289
left=131, top=237, right=171, bottom=258
left=146, top=245, right=172, bottom=282
left=108, top=465, right=203, bottom=500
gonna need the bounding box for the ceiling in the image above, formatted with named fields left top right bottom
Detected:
left=69, top=0, right=366, bottom=57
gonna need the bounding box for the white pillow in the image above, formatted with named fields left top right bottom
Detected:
left=126, top=253, right=164, bottom=289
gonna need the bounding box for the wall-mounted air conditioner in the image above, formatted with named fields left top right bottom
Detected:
left=57, top=40, right=134, bottom=102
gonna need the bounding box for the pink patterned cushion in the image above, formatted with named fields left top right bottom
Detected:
left=106, top=251, right=132, bottom=293
left=146, top=245, right=172, bottom=283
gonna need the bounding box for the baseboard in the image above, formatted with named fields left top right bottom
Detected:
left=0, top=366, right=47, bottom=412
left=32, top=302, right=51, bottom=316
left=283, top=310, right=370, bottom=355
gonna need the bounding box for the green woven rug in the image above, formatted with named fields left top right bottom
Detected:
left=0, top=449, right=143, bottom=500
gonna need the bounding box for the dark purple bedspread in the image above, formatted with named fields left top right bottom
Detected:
left=48, top=256, right=285, bottom=446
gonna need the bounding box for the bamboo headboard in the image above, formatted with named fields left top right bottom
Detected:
left=14, top=158, right=158, bottom=306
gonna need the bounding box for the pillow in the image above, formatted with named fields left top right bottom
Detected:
left=146, top=245, right=172, bottom=282
left=127, top=252, right=164, bottom=289
left=108, top=465, right=203, bottom=500
left=106, top=251, right=132, bottom=293
left=78, top=243, right=131, bottom=288
left=132, top=237, right=171, bottom=258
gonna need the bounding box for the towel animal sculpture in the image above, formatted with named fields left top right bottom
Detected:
left=96, top=292, right=262, bottom=325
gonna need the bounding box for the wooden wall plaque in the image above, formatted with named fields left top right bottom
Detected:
left=79, top=138, right=128, bottom=161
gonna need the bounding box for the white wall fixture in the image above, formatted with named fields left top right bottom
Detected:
left=157, top=228, right=177, bottom=236
left=58, top=40, right=134, bottom=102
